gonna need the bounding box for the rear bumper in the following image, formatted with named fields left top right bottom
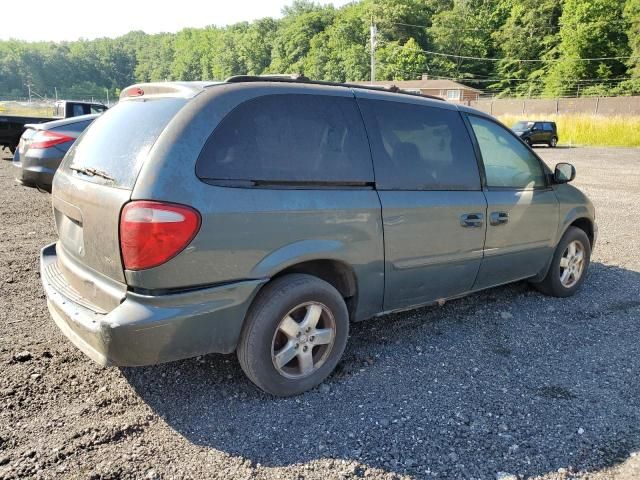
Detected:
left=13, top=158, right=55, bottom=187
left=41, top=242, right=265, bottom=366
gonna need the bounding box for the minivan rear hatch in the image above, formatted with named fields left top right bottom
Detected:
left=51, top=97, right=187, bottom=309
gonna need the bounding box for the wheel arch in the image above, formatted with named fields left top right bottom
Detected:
left=249, top=240, right=363, bottom=320
left=532, top=214, right=595, bottom=283
left=568, top=217, right=594, bottom=248
left=271, top=259, right=359, bottom=321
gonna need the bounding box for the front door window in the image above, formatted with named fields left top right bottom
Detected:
left=468, top=115, right=546, bottom=189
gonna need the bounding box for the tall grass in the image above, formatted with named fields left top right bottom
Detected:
left=0, top=102, right=53, bottom=117
left=497, top=114, right=640, bottom=148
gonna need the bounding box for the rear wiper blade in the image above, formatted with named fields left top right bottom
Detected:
left=69, top=164, right=115, bottom=182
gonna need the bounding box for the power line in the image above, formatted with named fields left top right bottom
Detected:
left=460, top=76, right=632, bottom=84
left=386, top=19, right=632, bottom=32
left=381, top=41, right=637, bottom=63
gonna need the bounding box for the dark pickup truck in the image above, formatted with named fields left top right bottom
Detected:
left=0, top=100, right=107, bottom=154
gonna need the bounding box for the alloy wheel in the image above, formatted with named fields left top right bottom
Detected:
left=559, top=240, right=585, bottom=288
left=271, top=302, right=336, bottom=379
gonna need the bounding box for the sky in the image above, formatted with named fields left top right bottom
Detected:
left=1, top=0, right=353, bottom=42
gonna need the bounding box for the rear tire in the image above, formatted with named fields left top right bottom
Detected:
left=549, top=137, right=558, bottom=148
left=237, top=274, right=349, bottom=396
left=533, top=226, right=591, bottom=297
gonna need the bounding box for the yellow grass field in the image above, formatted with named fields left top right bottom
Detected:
left=0, top=102, right=54, bottom=117
left=497, top=114, right=640, bottom=148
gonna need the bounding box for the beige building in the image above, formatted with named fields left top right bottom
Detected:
left=351, top=75, right=482, bottom=102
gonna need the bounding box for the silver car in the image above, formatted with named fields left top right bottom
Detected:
left=14, top=114, right=99, bottom=191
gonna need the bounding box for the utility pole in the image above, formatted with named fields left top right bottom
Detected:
left=370, top=21, right=377, bottom=82
left=54, top=87, right=58, bottom=102
left=26, top=83, right=32, bottom=103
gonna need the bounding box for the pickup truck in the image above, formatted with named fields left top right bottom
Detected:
left=0, top=100, right=107, bottom=155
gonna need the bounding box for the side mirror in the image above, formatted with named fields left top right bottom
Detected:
left=554, top=163, right=576, bottom=184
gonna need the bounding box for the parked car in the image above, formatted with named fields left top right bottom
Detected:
left=13, top=114, right=99, bottom=191
left=0, top=100, right=106, bottom=155
left=40, top=77, right=596, bottom=396
left=512, top=120, right=558, bottom=147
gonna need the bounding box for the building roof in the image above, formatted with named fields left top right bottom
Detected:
left=350, top=78, right=482, bottom=93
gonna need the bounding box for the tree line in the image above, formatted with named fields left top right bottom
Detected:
left=1, top=0, right=639, bottom=101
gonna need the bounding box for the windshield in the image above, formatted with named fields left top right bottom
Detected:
left=512, top=121, right=534, bottom=131
left=62, top=97, right=186, bottom=189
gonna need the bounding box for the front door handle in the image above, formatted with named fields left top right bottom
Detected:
left=460, top=213, right=484, bottom=228
left=490, top=211, right=509, bottom=226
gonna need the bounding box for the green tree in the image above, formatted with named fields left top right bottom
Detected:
left=544, top=0, right=630, bottom=97
left=237, top=18, right=279, bottom=75
left=490, top=0, right=562, bottom=97
left=376, top=37, right=427, bottom=80
left=428, top=0, right=497, bottom=79
left=304, top=1, right=369, bottom=81
left=618, top=0, right=640, bottom=93
left=268, top=2, right=335, bottom=74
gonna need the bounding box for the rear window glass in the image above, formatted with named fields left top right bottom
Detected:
left=358, top=99, right=480, bottom=190
left=53, top=119, right=93, bottom=134
left=71, top=104, right=86, bottom=117
left=63, top=98, right=185, bottom=189
left=196, top=94, right=373, bottom=184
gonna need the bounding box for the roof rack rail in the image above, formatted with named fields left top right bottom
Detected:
left=223, top=74, right=444, bottom=101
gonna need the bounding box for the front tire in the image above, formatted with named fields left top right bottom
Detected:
left=533, top=227, right=591, bottom=297
left=237, top=274, right=349, bottom=396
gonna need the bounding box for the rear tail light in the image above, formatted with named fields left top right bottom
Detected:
left=29, top=130, right=74, bottom=149
left=120, top=201, right=201, bottom=271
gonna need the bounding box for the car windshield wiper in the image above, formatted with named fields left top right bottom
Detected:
left=69, top=164, right=115, bottom=182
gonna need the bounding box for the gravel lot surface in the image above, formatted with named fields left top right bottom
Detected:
left=1, top=146, right=639, bottom=480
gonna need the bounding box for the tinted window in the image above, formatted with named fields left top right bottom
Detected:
left=63, top=98, right=186, bottom=189
left=53, top=119, right=93, bottom=134
left=468, top=115, right=546, bottom=189
left=542, top=122, right=554, bottom=131
left=513, top=121, right=533, bottom=131
left=91, top=105, right=107, bottom=114
left=72, top=104, right=86, bottom=117
left=358, top=99, right=480, bottom=190
left=196, top=94, right=373, bottom=184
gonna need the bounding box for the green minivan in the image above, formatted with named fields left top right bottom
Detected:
left=40, top=77, right=596, bottom=396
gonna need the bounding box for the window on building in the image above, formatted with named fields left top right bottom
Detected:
left=446, top=90, right=461, bottom=101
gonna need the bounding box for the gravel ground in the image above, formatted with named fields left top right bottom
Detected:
left=1, top=146, right=639, bottom=480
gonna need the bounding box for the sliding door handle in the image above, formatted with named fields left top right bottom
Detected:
left=460, top=213, right=484, bottom=228
left=490, top=211, right=509, bottom=225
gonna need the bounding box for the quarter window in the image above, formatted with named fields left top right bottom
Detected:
left=196, top=94, right=373, bottom=184
left=358, top=99, right=481, bottom=190
left=468, top=115, right=546, bottom=189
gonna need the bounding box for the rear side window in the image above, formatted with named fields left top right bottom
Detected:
left=358, top=99, right=480, bottom=190
left=196, top=94, right=373, bottom=184
left=63, top=98, right=186, bottom=189
left=543, top=123, right=554, bottom=131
